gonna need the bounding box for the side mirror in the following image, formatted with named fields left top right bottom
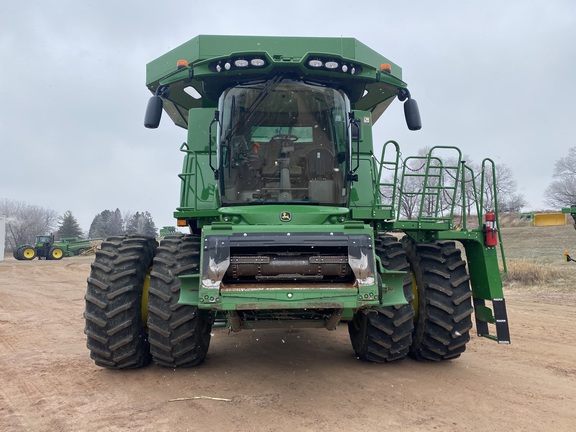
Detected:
left=404, top=98, right=422, bottom=131
left=144, top=96, right=163, bottom=129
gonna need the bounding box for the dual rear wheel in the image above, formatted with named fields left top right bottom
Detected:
left=348, top=235, right=473, bottom=363
left=84, top=234, right=212, bottom=369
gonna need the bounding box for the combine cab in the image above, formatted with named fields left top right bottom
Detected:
left=85, top=35, right=510, bottom=369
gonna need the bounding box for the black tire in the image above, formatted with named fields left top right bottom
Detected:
left=348, top=234, right=415, bottom=363
left=19, top=245, right=36, bottom=260
left=48, top=247, right=64, bottom=260
left=147, top=234, right=212, bottom=368
left=13, top=246, right=24, bottom=260
left=402, top=238, right=473, bottom=361
left=84, top=235, right=157, bottom=369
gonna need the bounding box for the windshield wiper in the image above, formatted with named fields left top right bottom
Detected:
left=225, top=75, right=284, bottom=142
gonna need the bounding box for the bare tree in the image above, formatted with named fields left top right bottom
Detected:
left=0, top=199, right=58, bottom=249
left=480, top=163, right=525, bottom=211
left=545, top=146, right=576, bottom=208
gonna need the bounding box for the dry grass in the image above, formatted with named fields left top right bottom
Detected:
left=499, top=224, right=576, bottom=291
left=503, top=260, right=563, bottom=285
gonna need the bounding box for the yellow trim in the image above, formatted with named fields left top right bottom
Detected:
left=141, top=268, right=152, bottom=325
left=411, top=271, right=419, bottom=321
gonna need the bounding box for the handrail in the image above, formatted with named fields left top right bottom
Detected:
left=376, top=140, right=401, bottom=213
left=481, top=158, right=507, bottom=278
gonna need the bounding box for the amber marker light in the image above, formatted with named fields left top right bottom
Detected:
left=177, top=219, right=187, bottom=227
left=380, top=63, right=392, bottom=73
left=177, top=59, right=189, bottom=69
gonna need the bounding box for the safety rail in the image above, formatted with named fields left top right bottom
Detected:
left=377, top=144, right=462, bottom=225
left=479, top=158, right=507, bottom=278
left=377, top=141, right=401, bottom=214
left=376, top=144, right=507, bottom=276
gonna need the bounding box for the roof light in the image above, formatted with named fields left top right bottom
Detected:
left=177, top=59, right=189, bottom=69
left=351, top=67, right=356, bottom=75
left=224, top=62, right=231, bottom=70
left=325, top=61, right=339, bottom=69
left=216, top=64, right=222, bottom=72
left=234, top=59, right=249, bottom=67
left=250, top=58, right=266, bottom=67
left=308, top=59, right=323, bottom=68
left=380, top=63, right=392, bottom=73
left=341, top=64, right=348, bottom=73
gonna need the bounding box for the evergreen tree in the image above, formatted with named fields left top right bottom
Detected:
left=126, top=211, right=157, bottom=237
left=57, top=210, right=83, bottom=239
left=126, top=211, right=142, bottom=235
left=108, top=208, right=124, bottom=236
left=88, top=214, right=106, bottom=238
left=88, top=208, right=125, bottom=238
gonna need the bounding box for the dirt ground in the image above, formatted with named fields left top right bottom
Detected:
left=1, top=255, right=575, bottom=432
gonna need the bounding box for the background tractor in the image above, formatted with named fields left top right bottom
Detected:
left=14, top=235, right=99, bottom=260
left=85, top=35, right=510, bottom=369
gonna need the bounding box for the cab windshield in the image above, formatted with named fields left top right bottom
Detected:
left=218, top=79, right=349, bottom=205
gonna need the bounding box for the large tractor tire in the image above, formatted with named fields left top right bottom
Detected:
left=18, top=245, right=36, bottom=260
left=13, top=246, right=24, bottom=260
left=348, top=234, right=415, bottom=363
left=147, top=234, right=212, bottom=368
left=84, top=235, right=157, bottom=369
left=48, top=247, right=64, bottom=260
left=402, top=238, right=473, bottom=361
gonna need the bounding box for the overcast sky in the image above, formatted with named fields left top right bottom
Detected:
left=1, top=0, right=575, bottom=232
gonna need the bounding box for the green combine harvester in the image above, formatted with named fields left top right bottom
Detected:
left=14, top=235, right=98, bottom=260
left=84, top=35, right=510, bottom=369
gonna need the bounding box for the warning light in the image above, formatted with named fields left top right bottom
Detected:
left=177, top=59, right=189, bottom=69
left=380, top=63, right=392, bottom=73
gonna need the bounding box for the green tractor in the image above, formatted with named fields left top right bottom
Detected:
left=14, top=235, right=97, bottom=260
left=85, top=35, right=510, bottom=369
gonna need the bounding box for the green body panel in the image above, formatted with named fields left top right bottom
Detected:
left=218, top=205, right=348, bottom=225
left=438, top=230, right=504, bottom=299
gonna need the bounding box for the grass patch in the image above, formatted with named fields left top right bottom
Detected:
left=499, top=224, right=576, bottom=291
left=503, top=260, right=563, bottom=286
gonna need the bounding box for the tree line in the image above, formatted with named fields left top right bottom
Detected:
left=0, top=200, right=157, bottom=250
left=88, top=209, right=157, bottom=239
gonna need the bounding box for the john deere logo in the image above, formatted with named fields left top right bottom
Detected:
left=280, top=211, right=292, bottom=222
